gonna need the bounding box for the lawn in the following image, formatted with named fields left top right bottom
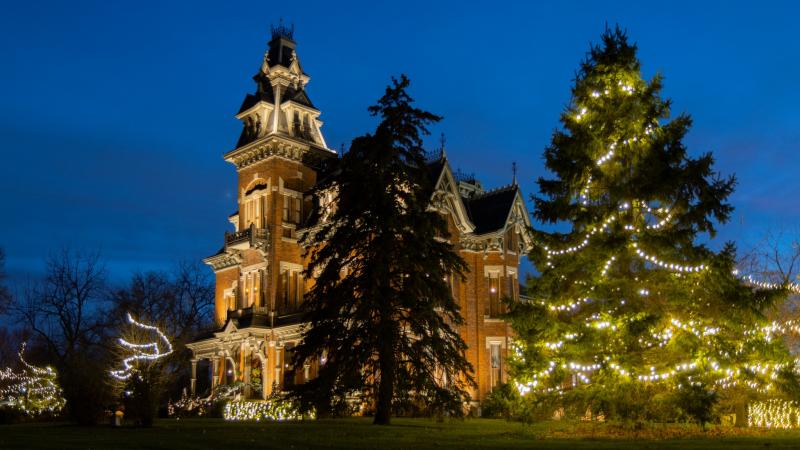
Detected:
left=1, top=418, right=800, bottom=449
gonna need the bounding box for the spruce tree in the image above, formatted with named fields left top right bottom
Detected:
left=292, top=76, right=473, bottom=425
left=509, top=27, right=798, bottom=421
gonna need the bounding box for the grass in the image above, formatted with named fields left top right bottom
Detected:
left=1, top=418, right=800, bottom=449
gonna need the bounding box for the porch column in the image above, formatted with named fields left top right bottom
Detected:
left=243, top=347, right=251, bottom=397
left=210, top=356, right=220, bottom=388
left=190, top=359, right=198, bottom=395
left=274, top=345, right=283, bottom=391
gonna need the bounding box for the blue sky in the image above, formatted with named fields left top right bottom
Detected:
left=1, top=0, right=798, bottom=281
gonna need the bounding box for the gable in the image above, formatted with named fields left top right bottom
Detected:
left=429, top=160, right=475, bottom=234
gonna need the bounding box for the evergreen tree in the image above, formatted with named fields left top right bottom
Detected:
left=0, top=343, right=66, bottom=416
left=292, top=75, right=473, bottom=425
left=509, top=27, right=798, bottom=421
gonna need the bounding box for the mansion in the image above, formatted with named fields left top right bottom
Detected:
left=186, top=27, right=534, bottom=404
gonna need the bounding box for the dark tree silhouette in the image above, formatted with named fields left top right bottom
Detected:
left=292, top=75, right=473, bottom=425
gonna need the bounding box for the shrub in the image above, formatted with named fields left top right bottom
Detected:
left=481, top=383, right=520, bottom=419
left=674, top=384, right=718, bottom=429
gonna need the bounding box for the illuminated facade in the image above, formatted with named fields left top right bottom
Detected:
left=186, top=27, right=533, bottom=403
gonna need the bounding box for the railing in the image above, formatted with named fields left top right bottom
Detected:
left=228, top=306, right=270, bottom=319
left=225, top=224, right=269, bottom=250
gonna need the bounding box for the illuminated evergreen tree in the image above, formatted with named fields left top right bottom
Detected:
left=0, top=343, right=65, bottom=416
left=292, top=76, right=472, bottom=425
left=508, top=27, right=799, bottom=421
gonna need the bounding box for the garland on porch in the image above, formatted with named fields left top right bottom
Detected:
left=223, top=383, right=311, bottom=421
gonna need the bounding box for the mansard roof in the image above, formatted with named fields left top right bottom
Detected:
left=464, top=185, right=520, bottom=235
left=237, top=83, right=315, bottom=115
left=238, top=88, right=275, bottom=114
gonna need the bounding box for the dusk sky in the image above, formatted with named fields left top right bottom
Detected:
left=1, top=0, right=798, bottom=282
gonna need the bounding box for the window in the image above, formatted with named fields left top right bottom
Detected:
left=505, top=229, right=517, bottom=253
left=240, top=269, right=264, bottom=308
left=293, top=197, right=301, bottom=224
left=280, top=271, right=289, bottom=311
left=242, top=185, right=267, bottom=228
left=283, top=196, right=289, bottom=222
left=490, top=343, right=502, bottom=388
left=292, top=111, right=301, bottom=136
left=506, top=268, right=518, bottom=302
left=282, top=344, right=296, bottom=388
left=486, top=276, right=500, bottom=316
left=224, top=289, right=236, bottom=311
left=279, top=263, right=303, bottom=313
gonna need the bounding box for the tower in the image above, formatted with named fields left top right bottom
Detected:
left=191, top=28, right=336, bottom=398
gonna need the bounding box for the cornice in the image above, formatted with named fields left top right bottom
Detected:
left=224, top=135, right=335, bottom=170
left=203, top=251, right=241, bottom=271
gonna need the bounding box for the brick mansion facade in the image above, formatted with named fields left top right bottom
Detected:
left=186, top=28, right=534, bottom=403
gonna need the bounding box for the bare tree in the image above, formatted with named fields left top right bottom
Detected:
left=0, top=327, right=28, bottom=367
left=110, top=261, right=214, bottom=346
left=740, top=228, right=800, bottom=353
left=0, top=249, right=11, bottom=315
left=16, top=249, right=108, bottom=362
left=739, top=229, right=800, bottom=285
left=12, top=249, right=110, bottom=424
left=109, top=261, right=214, bottom=401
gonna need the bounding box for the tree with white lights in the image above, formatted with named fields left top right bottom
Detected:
left=508, top=27, right=800, bottom=425
left=110, top=313, right=172, bottom=426
left=0, top=343, right=65, bottom=416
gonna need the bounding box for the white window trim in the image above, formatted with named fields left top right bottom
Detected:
left=279, top=261, right=303, bottom=273
left=484, top=265, right=503, bottom=278
left=485, top=337, right=507, bottom=349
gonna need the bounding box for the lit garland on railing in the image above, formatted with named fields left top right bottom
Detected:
left=748, top=400, right=800, bottom=429
left=223, top=399, right=310, bottom=421
left=110, top=313, right=173, bottom=380
left=0, top=343, right=66, bottom=415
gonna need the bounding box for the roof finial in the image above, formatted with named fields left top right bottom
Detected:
left=271, top=18, right=295, bottom=41
left=512, top=161, right=517, bottom=185
left=439, top=132, right=447, bottom=159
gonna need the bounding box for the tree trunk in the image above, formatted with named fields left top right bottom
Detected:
left=735, top=401, right=748, bottom=427
left=374, top=332, right=395, bottom=425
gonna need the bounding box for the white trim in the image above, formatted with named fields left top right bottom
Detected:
left=279, top=261, right=303, bottom=273
left=484, top=265, right=503, bottom=277
left=485, top=336, right=507, bottom=349
left=430, top=163, right=476, bottom=234
left=241, top=261, right=267, bottom=271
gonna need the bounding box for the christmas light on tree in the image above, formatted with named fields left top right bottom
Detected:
left=509, top=27, right=799, bottom=418
left=0, top=343, right=65, bottom=415
left=110, top=313, right=173, bottom=381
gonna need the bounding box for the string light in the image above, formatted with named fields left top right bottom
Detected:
left=631, top=242, right=705, bottom=273
left=519, top=72, right=800, bottom=406
left=110, top=313, right=173, bottom=381
left=749, top=400, right=800, bottom=429
left=223, top=400, right=310, bottom=421
left=0, top=343, right=66, bottom=415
